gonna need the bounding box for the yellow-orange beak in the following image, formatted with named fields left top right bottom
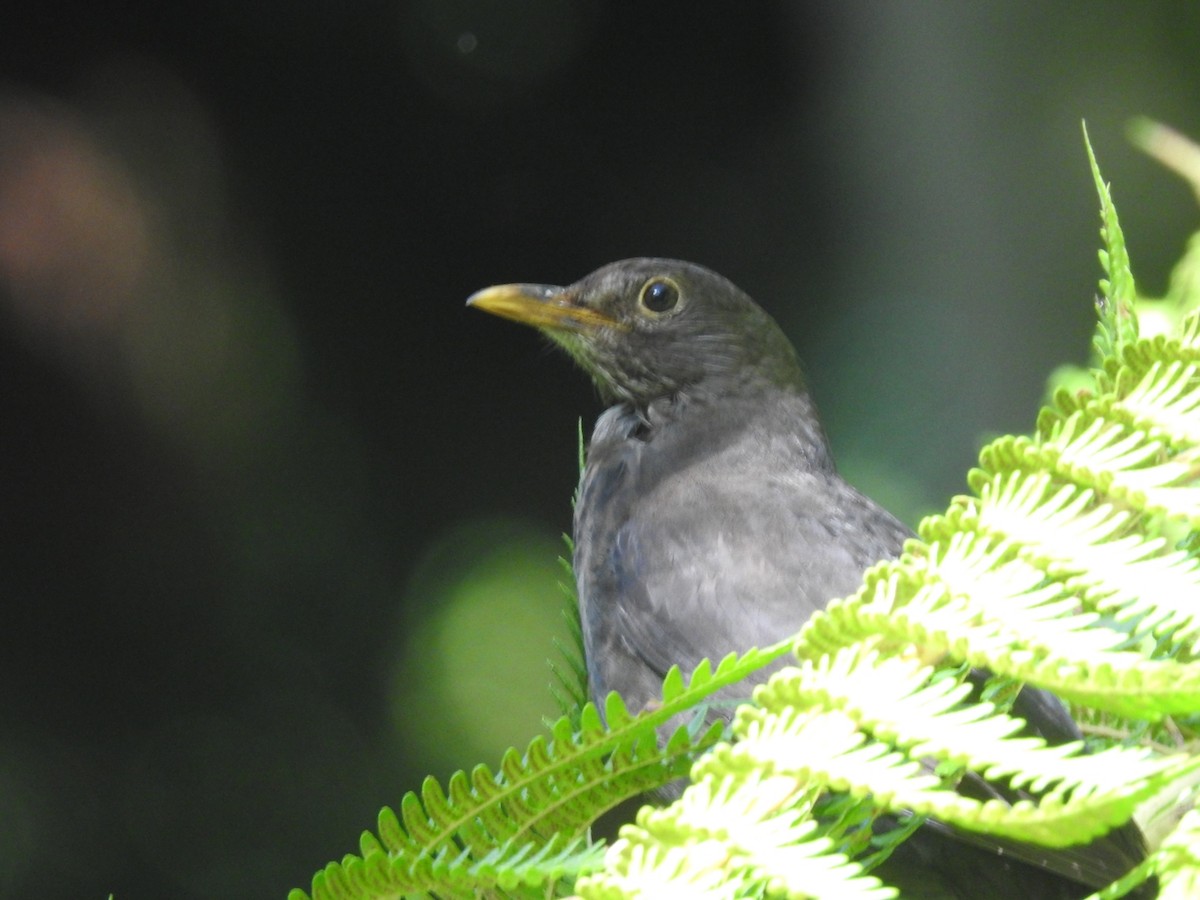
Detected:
left=466, top=283, right=624, bottom=332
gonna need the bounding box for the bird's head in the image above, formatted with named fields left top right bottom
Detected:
left=467, top=258, right=805, bottom=407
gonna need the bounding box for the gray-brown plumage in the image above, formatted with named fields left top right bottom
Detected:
left=468, top=258, right=1151, bottom=899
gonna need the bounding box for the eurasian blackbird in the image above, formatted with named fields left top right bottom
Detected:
left=468, top=258, right=1151, bottom=898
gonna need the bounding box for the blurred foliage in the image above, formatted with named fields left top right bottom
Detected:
left=388, top=518, right=574, bottom=774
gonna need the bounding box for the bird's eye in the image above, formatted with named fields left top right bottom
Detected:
left=638, top=278, right=681, bottom=314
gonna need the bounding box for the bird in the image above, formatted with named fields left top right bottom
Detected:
left=467, top=258, right=1151, bottom=899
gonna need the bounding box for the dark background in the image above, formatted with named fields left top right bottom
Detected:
left=1, top=3, right=1198, bottom=897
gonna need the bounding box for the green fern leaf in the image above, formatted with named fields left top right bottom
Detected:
left=796, top=530, right=1200, bottom=720
left=292, top=644, right=791, bottom=900
left=1117, top=360, right=1200, bottom=447
left=1155, top=807, right=1200, bottom=899
left=976, top=414, right=1199, bottom=524
left=1084, top=122, right=1139, bottom=358
left=762, top=647, right=1185, bottom=804
left=550, top=539, right=589, bottom=722
left=968, top=472, right=1200, bottom=646
left=576, top=770, right=895, bottom=900
left=730, top=648, right=1199, bottom=848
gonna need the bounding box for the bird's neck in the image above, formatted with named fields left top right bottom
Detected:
left=629, top=384, right=836, bottom=474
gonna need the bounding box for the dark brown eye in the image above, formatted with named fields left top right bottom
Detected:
left=639, top=278, right=680, bottom=314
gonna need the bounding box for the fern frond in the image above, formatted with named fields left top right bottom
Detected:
left=763, top=648, right=1185, bottom=802
left=552, top=421, right=592, bottom=721
left=1050, top=329, right=1200, bottom=443
left=472, top=834, right=609, bottom=893
left=804, top=566, right=1200, bottom=719
left=1182, top=310, right=1200, bottom=349
left=730, top=648, right=1199, bottom=848
left=1117, top=360, right=1200, bottom=447
left=976, top=414, right=1198, bottom=523
left=575, top=770, right=894, bottom=900
left=291, top=833, right=606, bottom=900
left=550, top=537, right=589, bottom=722
left=1155, top=807, right=1200, bottom=899
left=962, top=472, right=1200, bottom=646
left=1085, top=122, right=1139, bottom=357
left=292, top=644, right=791, bottom=900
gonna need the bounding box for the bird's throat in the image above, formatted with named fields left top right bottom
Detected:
left=611, top=386, right=835, bottom=476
